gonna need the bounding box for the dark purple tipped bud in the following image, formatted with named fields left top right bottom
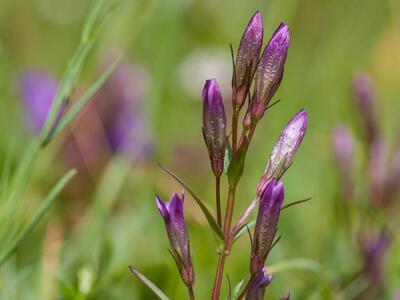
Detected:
left=280, top=292, right=291, bottom=300
left=245, top=267, right=273, bottom=300
left=251, top=23, right=290, bottom=119
left=332, top=126, right=355, bottom=200
left=352, top=73, right=378, bottom=144
left=19, top=71, right=60, bottom=135
left=264, top=110, right=307, bottom=180
left=202, top=79, right=227, bottom=177
left=156, top=192, right=194, bottom=286
left=233, top=11, right=263, bottom=108
left=251, top=179, right=284, bottom=274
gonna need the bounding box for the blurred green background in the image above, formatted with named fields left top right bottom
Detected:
left=0, top=0, right=399, bottom=299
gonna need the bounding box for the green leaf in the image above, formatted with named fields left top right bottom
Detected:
left=0, top=169, right=77, bottom=267
left=39, top=0, right=120, bottom=146
left=227, top=141, right=247, bottom=186
left=224, top=141, right=233, bottom=174
left=159, top=163, right=224, bottom=241
left=231, top=277, right=246, bottom=300
left=233, top=219, right=256, bottom=243
left=129, top=266, right=170, bottom=300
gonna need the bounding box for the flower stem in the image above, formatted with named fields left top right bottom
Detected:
left=212, top=253, right=226, bottom=300
left=216, top=175, right=222, bottom=228
left=188, top=285, right=195, bottom=300
left=232, top=108, right=239, bottom=155
left=212, top=185, right=237, bottom=299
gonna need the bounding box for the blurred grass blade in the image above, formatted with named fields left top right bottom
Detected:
left=267, top=258, right=325, bottom=275
left=159, top=163, right=224, bottom=241
left=40, top=0, right=118, bottom=145
left=49, top=54, right=123, bottom=140
left=0, top=169, right=77, bottom=267
left=129, top=266, right=170, bottom=300
left=82, top=0, right=107, bottom=41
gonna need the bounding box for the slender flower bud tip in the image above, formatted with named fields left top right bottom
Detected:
left=352, top=73, right=378, bottom=143
left=155, top=192, right=194, bottom=286
left=332, top=126, right=354, bottom=164
left=252, top=23, right=290, bottom=119
left=245, top=266, right=273, bottom=300
left=202, top=79, right=227, bottom=177
left=234, top=11, right=263, bottom=105
left=265, top=109, right=307, bottom=179
left=251, top=180, right=285, bottom=273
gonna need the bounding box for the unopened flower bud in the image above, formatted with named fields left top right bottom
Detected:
left=251, top=23, right=290, bottom=120
left=332, top=126, right=355, bottom=200
left=156, top=192, right=194, bottom=286
left=233, top=11, right=263, bottom=108
left=368, top=139, right=388, bottom=206
left=251, top=179, right=284, bottom=274
left=264, top=110, right=307, bottom=179
left=245, top=267, right=273, bottom=300
left=352, top=73, right=378, bottom=145
left=202, top=79, right=227, bottom=178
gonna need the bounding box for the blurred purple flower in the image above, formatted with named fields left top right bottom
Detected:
left=352, top=73, right=378, bottom=145
left=245, top=267, right=273, bottom=300
left=358, top=231, right=389, bottom=296
left=233, top=11, right=263, bottom=108
left=368, top=139, right=389, bottom=205
left=202, top=79, right=226, bottom=177
left=332, top=126, right=355, bottom=200
left=252, top=23, right=290, bottom=120
left=19, top=71, right=59, bottom=135
left=99, top=54, right=153, bottom=163
left=251, top=179, right=284, bottom=274
left=156, top=192, right=194, bottom=286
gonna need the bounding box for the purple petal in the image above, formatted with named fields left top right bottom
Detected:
left=235, top=11, right=264, bottom=88
left=19, top=71, right=58, bottom=134
left=265, top=110, right=307, bottom=179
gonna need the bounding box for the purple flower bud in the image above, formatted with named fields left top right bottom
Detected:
left=352, top=73, right=378, bottom=144
left=156, top=192, right=194, bottom=286
left=281, top=292, right=291, bottom=300
left=233, top=11, right=263, bottom=108
left=264, top=110, right=307, bottom=180
left=387, top=148, right=400, bottom=202
left=19, top=71, right=59, bottom=135
left=245, top=267, right=273, bottom=300
left=368, top=139, right=388, bottom=206
left=202, top=79, right=227, bottom=177
left=251, top=23, right=290, bottom=120
left=332, top=126, right=355, bottom=200
left=251, top=179, right=284, bottom=274
left=358, top=231, right=389, bottom=293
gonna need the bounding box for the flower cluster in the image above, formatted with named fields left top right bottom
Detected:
left=332, top=73, right=399, bottom=298
left=131, top=11, right=307, bottom=300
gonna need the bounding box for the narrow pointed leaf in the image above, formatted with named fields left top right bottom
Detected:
left=0, top=169, right=76, bottom=267
left=159, top=163, right=224, bottom=241
left=129, top=266, right=170, bottom=300
left=233, top=219, right=256, bottom=243
left=281, top=197, right=311, bottom=211
left=224, top=140, right=233, bottom=174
